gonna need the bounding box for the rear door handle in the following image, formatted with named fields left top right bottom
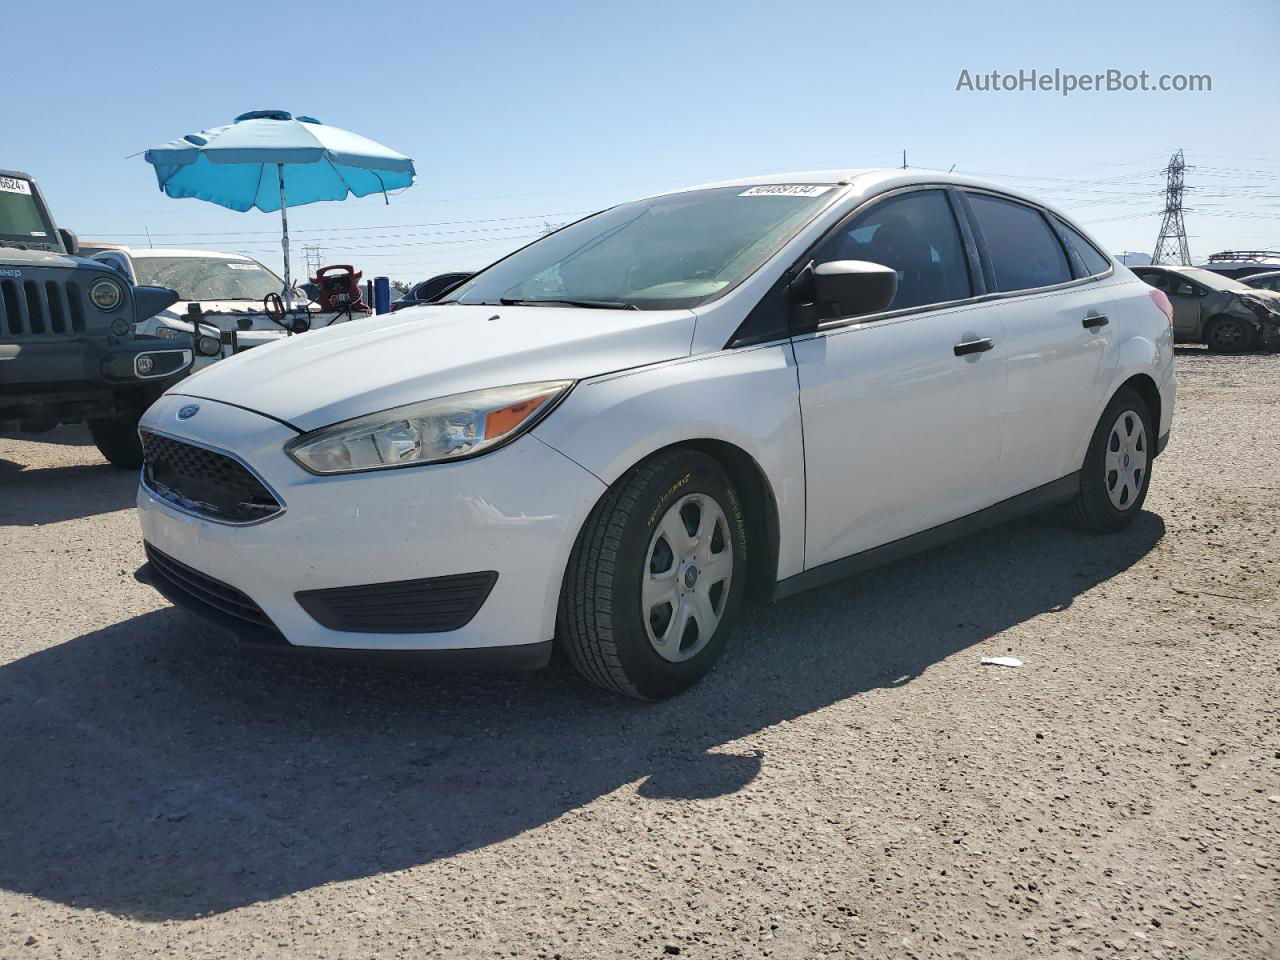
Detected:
left=1083, top=313, right=1109, bottom=328
left=953, top=337, right=995, bottom=356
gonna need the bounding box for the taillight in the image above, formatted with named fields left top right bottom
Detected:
left=1149, top=288, right=1174, bottom=327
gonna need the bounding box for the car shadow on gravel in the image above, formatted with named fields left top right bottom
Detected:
left=0, top=461, right=138, bottom=526
left=0, top=510, right=1164, bottom=920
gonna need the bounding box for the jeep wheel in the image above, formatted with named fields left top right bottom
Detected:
left=558, top=449, right=748, bottom=700
left=89, top=416, right=144, bottom=469
left=1204, top=315, right=1251, bottom=353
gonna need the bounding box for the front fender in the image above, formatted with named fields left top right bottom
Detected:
left=533, top=343, right=807, bottom=582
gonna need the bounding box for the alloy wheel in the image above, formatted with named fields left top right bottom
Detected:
left=1209, top=318, right=1247, bottom=350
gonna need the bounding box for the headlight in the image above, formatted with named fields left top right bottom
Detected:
left=153, top=326, right=183, bottom=340
left=88, top=278, right=124, bottom=312
left=285, top=380, right=573, bottom=475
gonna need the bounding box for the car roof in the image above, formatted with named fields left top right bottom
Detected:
left=662, top=167, right=1071, bottom=216
left=1246, top=270, right=1280, bottom=280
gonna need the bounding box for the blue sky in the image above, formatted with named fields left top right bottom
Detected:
left=7, top=0, right=1277, bottom=280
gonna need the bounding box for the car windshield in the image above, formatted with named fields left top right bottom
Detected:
left=444, top=185, right=837, bottom=310
left=130, top=256, right=284, bottom=301
left=1184, top=268, right=1252, bottom=291
left=0, top=176, right=55, bottom=248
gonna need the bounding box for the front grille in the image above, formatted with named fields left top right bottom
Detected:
left=141, top=431, right=283, bottom=524
left=0, top=277, right=86, bottom=337
left=295, top=571, right=499, bottom=633
left=145, top=543, right=275, bottom=628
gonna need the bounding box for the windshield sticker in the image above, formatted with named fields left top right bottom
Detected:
left=738, top=185, right=833, bottom=198
left=30, top=231, right=46, bottom=237
left=226, top=263, right=262, bottom=270
left=0, top=176, right=33, bottom=195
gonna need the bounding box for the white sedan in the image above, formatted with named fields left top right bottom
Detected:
left=135, top=169, right=1175, bottom=699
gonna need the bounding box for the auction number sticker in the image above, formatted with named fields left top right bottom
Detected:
left=226, top=263, right=262, bottom=270
left=0, top=176, right=32, bottom=195
left=738, top=185, right=833, bottom=198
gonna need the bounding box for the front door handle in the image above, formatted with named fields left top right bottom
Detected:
left=1083, top=313, right=1110, bottom=328
left=953, top=337, right=995, bottom=356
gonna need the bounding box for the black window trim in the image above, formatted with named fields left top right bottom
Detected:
left=726, top=181, right=1117, bottom=347
left=960, top=187, right=1114, bottom=299
left=1047, top=211, right=1115, bottom=281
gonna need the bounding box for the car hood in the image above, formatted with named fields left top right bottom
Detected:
left=154, top=299, right=322, bottom=332
left=1243, top=288, right=1280, bottom=308
left=169, top=303, right=696, bottom=432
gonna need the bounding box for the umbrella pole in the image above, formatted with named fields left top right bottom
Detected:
left=278, top=163, right=294, bottom=311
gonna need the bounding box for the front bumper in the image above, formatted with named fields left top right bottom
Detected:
left=134, top=560, right=553, bottom=669
left=135, top=394, right=606, bottom=656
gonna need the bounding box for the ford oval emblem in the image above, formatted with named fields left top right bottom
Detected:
left=177, top=404, right=200, bottom=421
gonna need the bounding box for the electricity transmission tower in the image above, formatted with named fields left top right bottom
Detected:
left=1151, top=150, right=1192, bottom=265
left=302, top=244, right=326, bottom=277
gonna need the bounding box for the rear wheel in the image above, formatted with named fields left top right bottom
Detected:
left=1066, top=387, right=1152, bottom=532
left=1204, top=315, right=1252, bottom=353
left=558, top=449, right=748, bottom=700
left=88, top=416, right=144, bottom=469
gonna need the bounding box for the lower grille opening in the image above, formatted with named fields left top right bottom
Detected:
left=145, top=543, right=276, bottom=629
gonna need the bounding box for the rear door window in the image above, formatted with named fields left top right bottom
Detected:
left=967, top=193, right=1071, bottom=292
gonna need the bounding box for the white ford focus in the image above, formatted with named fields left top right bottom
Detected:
left=135, top=169, right=1175, bottom=699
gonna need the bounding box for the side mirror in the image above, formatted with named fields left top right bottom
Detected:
left=58, top=228, right=80, bottom=257
left=133, top=284, right=180, bottom=324
left=810, top=260, right=898, bottom=320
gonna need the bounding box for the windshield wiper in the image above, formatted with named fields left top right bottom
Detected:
left=499, top=297, right=637, bottom=310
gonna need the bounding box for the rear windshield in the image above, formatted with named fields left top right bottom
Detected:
left=445, top=184, right=837, bottom=310
left=131, top=256, right=284, bottom=301
left=0, top=176, right=55, bottom=246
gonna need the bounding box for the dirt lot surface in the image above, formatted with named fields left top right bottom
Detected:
left=0, top=349, right=1276, bottom=959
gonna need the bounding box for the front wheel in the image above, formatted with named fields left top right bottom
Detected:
left=88, top=416, right=144, bottom=469
left=1066, top=387, right=1153, bottom=533
left=558, top=449, right=748, bottom=700
left=1204, top=315, right=1252, bottom=353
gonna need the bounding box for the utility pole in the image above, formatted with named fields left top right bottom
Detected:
left=1152, top=150, right=1192, bottom=265
left=902, top=150, right=907, bottom=169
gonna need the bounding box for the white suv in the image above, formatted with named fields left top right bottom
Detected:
left=134, top=169, right=1175, bottom=699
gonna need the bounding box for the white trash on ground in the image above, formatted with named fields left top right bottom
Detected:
left=980, top=656, right=1024, bottom=668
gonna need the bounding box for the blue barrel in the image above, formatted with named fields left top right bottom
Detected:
left=373, top=276, right=391, bottom=315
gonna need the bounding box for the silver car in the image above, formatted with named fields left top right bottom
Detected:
left=1131, top=265, right=1280, bottom=352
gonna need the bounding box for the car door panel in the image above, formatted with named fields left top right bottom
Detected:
left=793, top=306, right=1006, bottom=569
left=988, top=285, right=1119, bottom=496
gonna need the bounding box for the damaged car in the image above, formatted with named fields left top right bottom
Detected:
left=1131, top=264, right=1280, bottom=352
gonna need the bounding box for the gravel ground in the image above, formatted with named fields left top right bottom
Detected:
left=0, top=349, right=1276, bottom=959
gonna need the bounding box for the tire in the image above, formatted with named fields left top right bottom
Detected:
left=1203, top=315, right=1252, bottom=353
left=88, top=416, right=144, bottom=469
left=558, top=448, right=749, bottom=700
left=1066, top=387, right=1153, bottom=533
